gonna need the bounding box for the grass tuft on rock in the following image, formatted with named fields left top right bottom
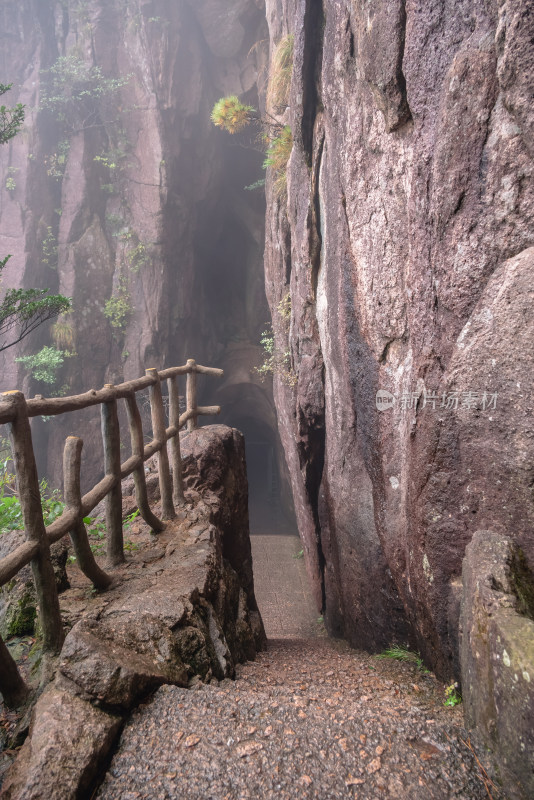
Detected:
left=267, top=34, right=294, bottom=111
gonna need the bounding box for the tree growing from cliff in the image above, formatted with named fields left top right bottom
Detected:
left=39, top=54, right=130, bottom=132
left=0, top=83, right=71, bottom=354
left=0, top=84, right=24, bottom=144
left=211, top=94, right=293, bottom=198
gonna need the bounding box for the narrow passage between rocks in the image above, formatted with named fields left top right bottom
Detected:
left=96, top=535, right=502, bottom=800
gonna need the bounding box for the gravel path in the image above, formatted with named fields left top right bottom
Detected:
left=95, top=533, right=503, bottom=799
left=97, top=639, right=502, bottom=800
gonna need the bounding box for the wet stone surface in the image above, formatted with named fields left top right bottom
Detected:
left=97, top=638, right=503, bottom=800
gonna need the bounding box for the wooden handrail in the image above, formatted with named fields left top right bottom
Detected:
left=0, top=359, right=222, bottom=708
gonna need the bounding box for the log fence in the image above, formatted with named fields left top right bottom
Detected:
left=0, top=359, right=222, bottom=707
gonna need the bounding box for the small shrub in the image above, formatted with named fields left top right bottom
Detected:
left=15, top=345, right=67, bottom=384
left=40, top=53, right=130, bottom=131
left=244, top=178, right=265, bottom=191
left=103, top=280, right=132, bottom=330
left=444, top=682, right=462, bottom=707
left=264, top=126, right=293, bottom=196
left=0, top=460, right=65, bottom=534
left=268, top=34, right=294, bottom=111
left=211, top=95, right=256, bottom=134
left=44, top=139, right=70, bottom=180
left=255, top=327, right=296, bottom=387
left=126, top=242, right=148, bottom=273
left=278, top=292, right=291, bottom=321
left=41, top=226, right=58, bottom=267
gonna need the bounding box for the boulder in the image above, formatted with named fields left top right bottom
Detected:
left=460, top=531, right=534, bottom=800
left=0, top=685, right=122, bottom=800
left=2, top=425, right=265, bottom=799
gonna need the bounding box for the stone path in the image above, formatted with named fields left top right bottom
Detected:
left=97, top=534, right=505, bottom=800
left=250, top=534, right=322, bottom=639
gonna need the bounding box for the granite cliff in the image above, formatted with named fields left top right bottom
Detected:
left=262, top=0, right=534, bottom=679
left=1, top=0, right=533, bottom=684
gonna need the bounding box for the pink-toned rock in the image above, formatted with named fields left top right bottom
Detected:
left=263, top=0, right=534, bottom=678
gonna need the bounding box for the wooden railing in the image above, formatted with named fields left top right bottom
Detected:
left=0, top=359, right=222, bottom=707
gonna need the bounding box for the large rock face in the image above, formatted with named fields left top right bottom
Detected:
left=263, top=0, right=534, bottom=676
left=1, top=0, right=532, bottom=684
left=0, top=0, right=277, bottom=492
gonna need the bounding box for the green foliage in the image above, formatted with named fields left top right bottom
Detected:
left=5, top=176, right=16, bottom=192
left=278, top=292, right=291, bottom=320
left=244, top=179, right=265, bottom=191
left=94, top=142, right=129, bottom=176
left=78, top=510, right=140, bottom=558
left=44, top=139, right=70, bottom=180
left=444, top=682, right=462, bottom=707
left=268, top=35, right=294, bottom=111
left=40, top=54, right=130, bottom=131
left=0, top=82, right=71, bottom=352
left=103, top=279, right=132, bottom=330
left=41, top=226, right=58, bottom=267
left=211, top=95, right=256, bottom=134
left=263, top=125, right=293, bottom=196
left=15, top=345, right=67, bottom=384
left=376, top=644, right=430, bottom=674
left=0, top=84, right=25, bottom=145
left=0, top=279, right=71, bottom=354
left=0, top=447, right=65, bottom=533
left=126, top=242, right=148, bottom=273
left=255, top=326, right=296, bottom=386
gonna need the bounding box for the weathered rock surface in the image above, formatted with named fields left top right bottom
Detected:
left=0, top=0, right=276, bottom=494
left=1, top=686, right=122, bottom=800
left=1, top=0, right=532, bottom=743
left=2, top=425, right=265, bottom=799
left=460, top=530, right=534, bottom=800
left=263, top=0, right=534, bottom=678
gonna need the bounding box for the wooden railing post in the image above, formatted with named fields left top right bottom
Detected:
left=101, top=386, right=124, bottom=565
left=0, top=635, right=30, bottom=708
left=2, top=391, right=64, bottom=653
left=186, top=358, right=198, bottom=431
left=125, top=392, right=165, bottom=531
left=63, top=436, right=113, bottom=589
left=146, top=368, right=175, bottom=519
left=168, top=376, right=185, bottom=505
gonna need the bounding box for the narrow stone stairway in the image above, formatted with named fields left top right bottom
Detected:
left=96, top=535, right=503, bottom=800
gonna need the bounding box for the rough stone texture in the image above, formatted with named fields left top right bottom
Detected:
left=2, top=425, right=265, bottom=799
left=1, top=685, right=121, bottom=800
left=0, top=534, right=69, bottom=639
left=263, top=0, right=534, bottom=678
left=96, top=639, right=502, bottom=800
left=460, top=530, right=534, bottom=800
left=0, top=0, right=278, bottom=494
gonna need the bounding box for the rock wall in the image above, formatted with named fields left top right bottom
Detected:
left=2, top=0, right=533, bottom=682
left=262, top=0, right=534, bottom=677
left=0, top=0, right=281, bottom=498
